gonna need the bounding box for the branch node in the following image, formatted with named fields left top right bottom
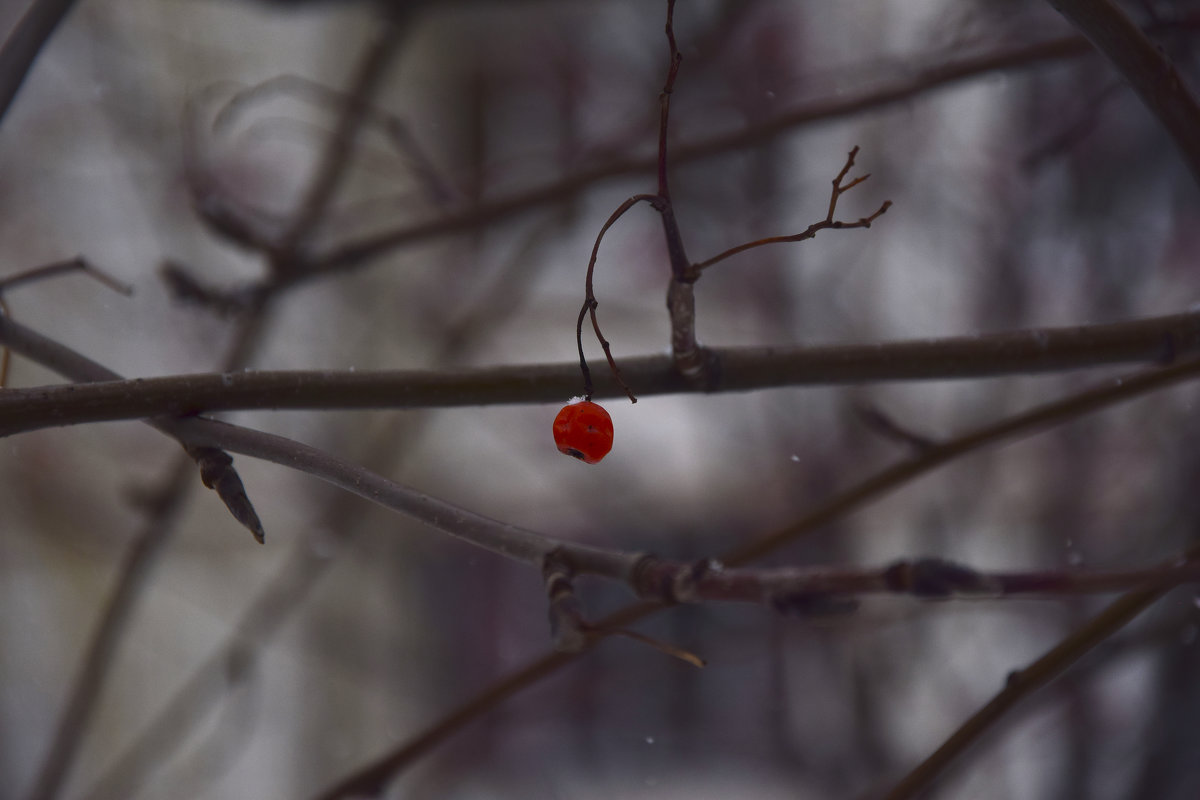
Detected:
left=884, top=558, right=1002, bottom=598
left=543, top=550, right=589, bottom=653
left=630, top=555, right=676, bottom=603
left=671, top=558, right=716, bottom=603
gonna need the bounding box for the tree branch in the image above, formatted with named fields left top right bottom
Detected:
left=3, top=309, right=1199, bottom=435
left=0, top=310, right=641, bottom=578
left=272, top=16, right=407, bottom=265
left=631, top=555, right=1200, bottom=608
left=882, top=540, right=1200, bottom=799
left=694, top=146, right=891, bottom=272
left=0, top=0, right=78, bottom=126
left=307, top=342, right=1200, bottom=800
left=1049, top=0, right=1200, bottom=188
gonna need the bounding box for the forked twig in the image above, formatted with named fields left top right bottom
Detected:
left=0, top=257, right=132, bottom=296
left=0, top=257, right=131, bottom=387
left=694, top=146, right=892, bottom=271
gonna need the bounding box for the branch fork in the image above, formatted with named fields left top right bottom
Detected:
left=574, top=1, right=891, bottom=398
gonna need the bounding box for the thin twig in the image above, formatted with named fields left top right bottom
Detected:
left=652, top=0, right=712, bottom=383
left=22, top=458, right=196, bottom=800
left=854, top=403, right=938, bottom=453
left=575, top=194, right=656, bottom=400
left=0, top=255, right=130, bottom=397
left=0, top=257, right=132, bottom=295
left=694, top=146, right=891, bottom=271
left=656, top=0, right=682, bottom=205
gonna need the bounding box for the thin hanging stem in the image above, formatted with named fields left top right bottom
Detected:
left=574, top=194, right=655, bottom=401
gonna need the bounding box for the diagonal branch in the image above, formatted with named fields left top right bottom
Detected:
left=1049, top=0, right=1200, bottom=188
left=0, top=0, right=78, bottom=126
left=882, top=539, right=1200, bottom=799
left=271, top=16, right=408, bottom=264
left=694, top=146, right=891, bottom=272
left=0, top=310, right=641, bottom=578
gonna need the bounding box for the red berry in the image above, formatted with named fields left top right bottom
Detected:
left=553, top=401, right=614, bottom=464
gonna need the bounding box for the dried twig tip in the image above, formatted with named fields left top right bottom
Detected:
left=189, top=446, right=267, bottom=544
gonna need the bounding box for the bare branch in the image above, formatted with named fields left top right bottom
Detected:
left=0, top=310, right=642, bottom=577
left=272, top=16, right=408, bottom=266
left=79, top=221, right=559, bottom=800
left=695, top=146, right=891, bottom=271
left=854, top=403, right=938, bottom=454
left=631, top=555, right=1200, bottom=607
left=0, top=0, right=78, bottom=126
left=0, top=257, right=131, bottom=388
left=4, top=309, right=1200, bottom=436
left=0, top=256, right=131, bottom=295
left=1049, top=0, right=1200, bottom=187
left=23, top=460, right=196, bottom=800
left=882, top=545, right=1200, bottom=799
left=159, top=261, right=262, bottom=318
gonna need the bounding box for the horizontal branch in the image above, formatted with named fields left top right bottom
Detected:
left=630, top=556, right=1200, bottom=608
left=1, top=310, right=1197, bottom=436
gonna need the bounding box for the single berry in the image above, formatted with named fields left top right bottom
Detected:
left=553, top=401, right=614, bottom=464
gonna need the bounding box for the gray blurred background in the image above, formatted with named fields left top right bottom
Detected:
left=3, top=1, right=1200, bottom=798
